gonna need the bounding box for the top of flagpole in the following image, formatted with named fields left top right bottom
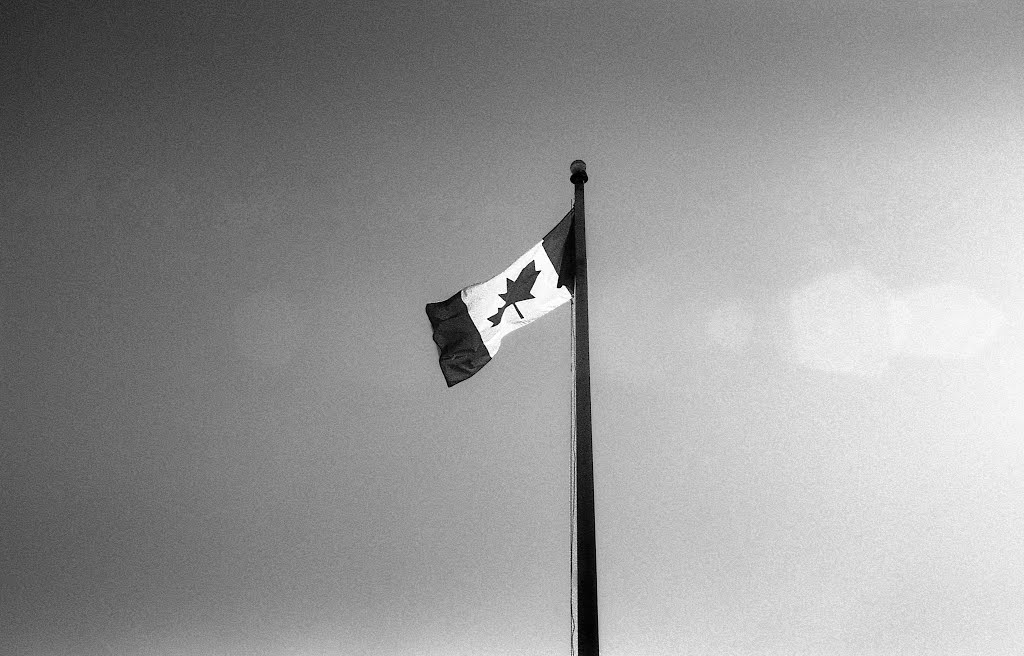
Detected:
left=570, top=160, right=588, bottom=185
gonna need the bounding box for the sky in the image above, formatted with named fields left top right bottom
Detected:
left=3, top=1, right=1024, bottom=654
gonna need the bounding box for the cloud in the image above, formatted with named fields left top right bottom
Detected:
left=894, top=284, right=1004, bottom=359
left=785, top=268, right=1004, bottom=375
left=786, top=268, right=898, bottom=376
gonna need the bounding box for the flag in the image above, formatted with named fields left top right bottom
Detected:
left=426, top=209, right=575, bottom=386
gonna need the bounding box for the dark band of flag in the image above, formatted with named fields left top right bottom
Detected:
left=425, top=292, right=492, bottom=387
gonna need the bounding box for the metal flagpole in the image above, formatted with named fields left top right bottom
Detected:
left=570, top=160, right=599, bottom=656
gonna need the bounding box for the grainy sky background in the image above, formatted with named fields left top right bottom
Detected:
left=3, top=1, right=1023, bottom=655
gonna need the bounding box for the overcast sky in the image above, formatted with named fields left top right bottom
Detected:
left=4, top=1, right=1024, bottom=655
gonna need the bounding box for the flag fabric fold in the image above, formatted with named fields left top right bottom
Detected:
left=426, top=209, right=575, bottom=386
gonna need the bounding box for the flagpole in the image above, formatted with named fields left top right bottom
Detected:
left=571, top=159, right=599, bottom=656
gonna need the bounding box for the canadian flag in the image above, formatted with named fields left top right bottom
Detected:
left=425, top=209, right=575, bottom=386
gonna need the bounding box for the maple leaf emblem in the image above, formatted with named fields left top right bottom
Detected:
left=487, top=261, right=540, bottom=326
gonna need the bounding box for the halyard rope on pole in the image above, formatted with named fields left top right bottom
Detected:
left=570, top=296, right=578, bottom=656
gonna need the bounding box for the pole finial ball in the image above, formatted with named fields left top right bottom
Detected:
left=570, top=160, right=588, bottom=184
